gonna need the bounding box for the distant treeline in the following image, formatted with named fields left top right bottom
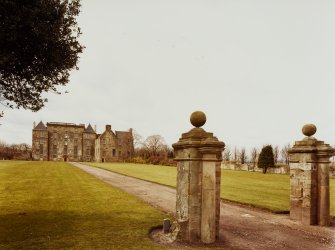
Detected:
left=0, top=141, right=31, bottom=160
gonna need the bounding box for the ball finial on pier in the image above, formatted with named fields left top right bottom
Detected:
left=190, top=111, right=206, bottom=128
left=302, top=124, right=317, bottom=137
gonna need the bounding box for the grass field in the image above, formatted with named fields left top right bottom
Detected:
left=86, top=162, right=335, bottom=215
left=0, top=161, right=169, bottom=249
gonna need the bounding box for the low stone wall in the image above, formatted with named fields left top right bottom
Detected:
left=254, top=165, right=289, bottom=174
left=221, top=162, right=289, bottom=174
left=222, top=163, right=250, bottom=171
left=221, top=162, right=335, bottom=176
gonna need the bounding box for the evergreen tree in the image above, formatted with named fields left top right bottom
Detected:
left=257, top=145, right=275, bottom=174
left=0, top=0, right=84, bottom=116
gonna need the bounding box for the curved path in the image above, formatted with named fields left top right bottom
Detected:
left=71, top=162, right=335, bottom=250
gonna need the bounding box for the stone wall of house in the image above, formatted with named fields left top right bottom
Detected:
left=94, top=126, right=134, bottom=162
left=32, top=128, right=49, bottom=161
left=116, top=129, right=134, bottom=160
left=82, top=132, right=96, bottom=162
left=94, top=137, right=101, bottom=162
left=47, top=123, right=85, bottom=162
left=97, top=125, right=119, bottom=162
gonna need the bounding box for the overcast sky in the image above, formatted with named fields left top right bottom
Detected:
left=1, top=0, right=335, bottom=152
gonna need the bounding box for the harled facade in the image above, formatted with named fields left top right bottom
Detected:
left=32, top=122, right=134, bottom=162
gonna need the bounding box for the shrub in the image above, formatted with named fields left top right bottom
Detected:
left=131, top=157, right=146, bottom=164
left=147, top=155, right=165, bottom=165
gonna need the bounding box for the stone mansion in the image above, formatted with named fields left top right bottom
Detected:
left=32, top=121, right=134, bottom=162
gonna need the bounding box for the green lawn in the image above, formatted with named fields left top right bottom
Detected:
left=86, top=162, right=335, bottom=216
left=220, top=170, right=289, bottom=212
left=0, top=161, right=168, bottom=249
left=86, top=163, right=177, bottom=187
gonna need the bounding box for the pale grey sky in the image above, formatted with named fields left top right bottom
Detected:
left=1, top=0, right=335, bottom=152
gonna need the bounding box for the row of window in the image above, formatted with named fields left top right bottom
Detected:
left=100, top=138, right=131, bottom=145
left=53, top=138, right=96, bottom=146
left=36, top=131, right=99, bottom=140
left=35, top=137, right=129, bottom=147
left=38, top=138, right=94, bottom=147
left=38, top=144, right=131, bottom=160
left=38, top=144, right=93, bottom=158
left=95, top=148, right=118, bottom=157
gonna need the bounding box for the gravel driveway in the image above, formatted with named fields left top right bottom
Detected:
left=71, top=162, right=335, bottom=250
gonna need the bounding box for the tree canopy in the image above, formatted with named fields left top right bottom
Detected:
left=257, top=145, right=275, bottom=174
left=0, top=0, right=84, bottom=115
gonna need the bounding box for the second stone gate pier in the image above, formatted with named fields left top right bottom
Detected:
left=289, top=124, right=335, bottom=226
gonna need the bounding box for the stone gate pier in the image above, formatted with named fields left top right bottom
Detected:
left=288, top=124, right=335, bottom=226
left=172, top=111, right=225, bottom=243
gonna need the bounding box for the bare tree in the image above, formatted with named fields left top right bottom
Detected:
left=233, top=147, right=239, bottom=162
left=251, top=147, right=258, bottom=169
left=19, top=143, right=31, bottom=152
left=273, top=145, right=279, bottom=164
left=223, top=147, right=231, bottom=162
left=131, top=129, right=143, bottom=148
left=281, top=143, right=291, bottom=165
left=143, top=135, right=166, bottom=157
left=161, top=144, right=173, bottom=158
left=0, top=140, right=7, bottom=159
left=239, top=148, right=247, bottom=164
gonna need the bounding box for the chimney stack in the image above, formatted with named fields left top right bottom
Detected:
left=106, top=125, right=111, bottom=131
